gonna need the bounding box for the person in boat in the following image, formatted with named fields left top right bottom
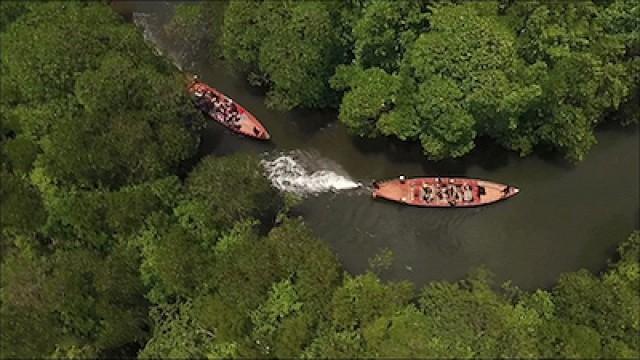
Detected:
left=223, top=98, right=233, bottom=111
left=440, top=186, right=448, bottom=202
left=462, top=183, right=473, bottom=202
left=435, top=184, right=443, bottom=200
left=223, top=108, right=232, bottom=124
left=229, top=105, right=239, bottom=123
left=503, top=185, right=511, bottom=195
left=422, top=183, right=434, bottom=202
left=453, top=187, right=462, bottom=202
left=212, top=98, right=221, bottom=112
left=253, top=126, right=260, bottom=136
left=217, top=97, right=227, bottom=112
left=228, top=110, right=238, bottom=125
left=446, top=184, right=456, bottom=199
left=203, top=92, right=215, bottom=109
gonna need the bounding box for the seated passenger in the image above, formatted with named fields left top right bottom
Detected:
left=423, top=186, right=434, bottom=202
left=462, top=184, right=473, bottom=202
left=454, top=189, right=462, bottom=202
left=447, top=184, right=456, bottom=198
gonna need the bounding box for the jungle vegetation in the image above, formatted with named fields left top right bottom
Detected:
left=0, top=1, right=638, bottom=359
left=220, top=0, right=639, bottom=161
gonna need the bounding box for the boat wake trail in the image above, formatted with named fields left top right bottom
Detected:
left=132, top=12, right=185, bottom=71
left=262, top=151, right=361, bottom=197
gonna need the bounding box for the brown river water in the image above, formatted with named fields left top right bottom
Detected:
left=113, top=1, right=639, bottom=289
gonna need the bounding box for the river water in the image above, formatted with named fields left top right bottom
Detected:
left=113, top=1, right=639, bottom=289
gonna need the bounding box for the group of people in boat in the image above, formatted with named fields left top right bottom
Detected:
left=420, top=179, right=475, bottom=206
left=194, top=88, right=242, bottom=130
left=191, top=76, right=264, bottom=137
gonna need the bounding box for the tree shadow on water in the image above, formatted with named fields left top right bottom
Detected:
left=351, top=134, right=515, bottom=176
left=352, top=135, right=424, bottom=164
left=287, top=108, right=338, bottom=137
left=452, top=136, right=513, bottom=173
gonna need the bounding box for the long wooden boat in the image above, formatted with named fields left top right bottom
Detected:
left=372, top=176, right=519, bottom=208
left=187, top=80, right=270, bottom=140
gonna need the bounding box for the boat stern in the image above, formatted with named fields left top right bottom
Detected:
left=372, top=179, right=409, bottom=203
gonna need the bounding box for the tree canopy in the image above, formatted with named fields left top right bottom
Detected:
left=223, top=0, right=345, bottom=110
left=221, top=0, right=638, bottom=161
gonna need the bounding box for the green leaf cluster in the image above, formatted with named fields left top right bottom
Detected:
left=222, top=0, right=345, bottom=110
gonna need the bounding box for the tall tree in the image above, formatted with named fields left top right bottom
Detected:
left=223, top=1, right=344, bottom=109
left=175, top=154, right=281, bottom=240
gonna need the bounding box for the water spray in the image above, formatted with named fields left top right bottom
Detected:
left=262, top=152, right=361, bottom=197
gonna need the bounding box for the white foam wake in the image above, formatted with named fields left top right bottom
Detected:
left=262, top=153, right=360, bottom=196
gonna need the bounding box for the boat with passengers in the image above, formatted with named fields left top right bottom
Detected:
left=188, top=76, right=270, bottom=140
left=372, top=176, right=519, bottom=207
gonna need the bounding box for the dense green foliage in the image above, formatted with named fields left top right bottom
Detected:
left=223, top=0, right=346, bottom=109
left=1, top=2, right=638, bottom=359
left=222, top=0, right=639, bottom=161
left=0, top=2, right=201, bottom=357
left=164, top=1, right=226, bottom=61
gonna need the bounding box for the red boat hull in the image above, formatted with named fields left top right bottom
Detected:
left=188, top=81, right=270, bottom=140
left=372, top=177, right=519, bottom=208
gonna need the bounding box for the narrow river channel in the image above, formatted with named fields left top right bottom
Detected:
left=113, top=1, right=639, bottom=290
